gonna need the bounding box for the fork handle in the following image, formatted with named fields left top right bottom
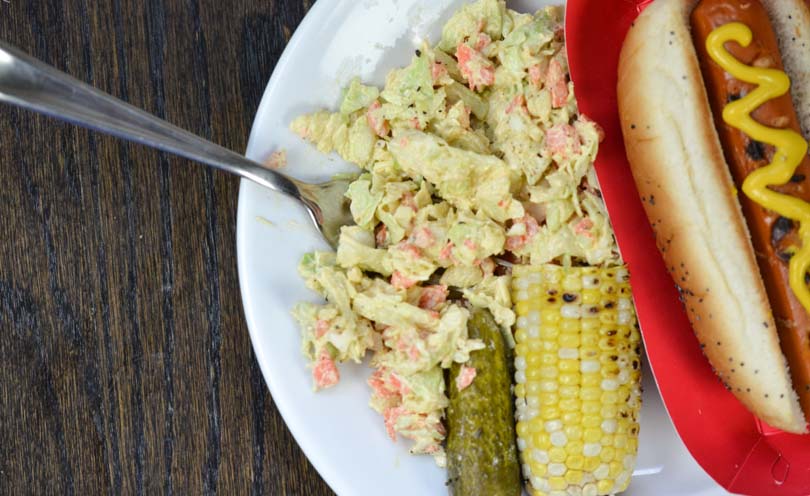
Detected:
left=0, top=41, right=302, bottom=199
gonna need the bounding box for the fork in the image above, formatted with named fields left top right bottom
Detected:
left=0, top=41, right=354, bottom=248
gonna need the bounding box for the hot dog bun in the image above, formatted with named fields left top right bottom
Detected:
left=618, top=0, right=809, bottom=433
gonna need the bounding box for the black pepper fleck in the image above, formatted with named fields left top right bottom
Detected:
left=562, top=293, right=577, bottom=302
left=415, top=49, right=422, bottom=56
left=790, top=173, right=805, bottom=183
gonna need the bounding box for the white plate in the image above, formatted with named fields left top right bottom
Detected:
left=236, top=1, right=732, bottom=494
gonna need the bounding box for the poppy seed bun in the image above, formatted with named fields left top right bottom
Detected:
left=617, top=0, right=807, bottom=433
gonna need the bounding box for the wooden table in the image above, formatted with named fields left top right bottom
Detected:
left=0, top=0, right=333, bottom=493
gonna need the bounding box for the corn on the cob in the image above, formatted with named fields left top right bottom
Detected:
left=512, top=265, right=642, bottom=496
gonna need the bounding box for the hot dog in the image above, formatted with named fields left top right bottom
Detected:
left=691, top=0, right=810, bottom=426
left=618, top=0, right=810, bottom=433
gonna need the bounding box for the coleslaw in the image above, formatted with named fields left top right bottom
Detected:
left=290, top=0, right=618, bottom=466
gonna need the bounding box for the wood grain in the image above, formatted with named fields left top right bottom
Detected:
left=0, top=0, right=332, bottom=494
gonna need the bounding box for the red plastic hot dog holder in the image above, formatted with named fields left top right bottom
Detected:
left=564, top=1, right=810, bottom=494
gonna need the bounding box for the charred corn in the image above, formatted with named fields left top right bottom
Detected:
left=512, top=265, right=642, bottom=496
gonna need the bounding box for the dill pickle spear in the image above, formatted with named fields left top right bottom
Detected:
left=446, top=308, right=521, bottom=496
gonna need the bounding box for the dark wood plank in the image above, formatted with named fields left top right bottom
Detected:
left=0, top=0, right=331, bottom=494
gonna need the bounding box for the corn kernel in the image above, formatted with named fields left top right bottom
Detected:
left=565, top=440, right=584, bottom=455
left=549, top=477, right=567, bottom=491
left=542, top=407, right=561, bottom=420
left=562, top=411, right=582, bottom=425
left=534, top=432, right=550, bottom=448
left=582, top=402, right=601, bottom=416
left=581, top=318, right=599, bottom=331
left=538, top=379, right=559, bottom=393
left=567, top=454, right=585, bottom=470
left=600, top=405, right=618, bottom=419
left=542, top=312, right=561, bottom=325
left=581, top=374, right=600, bottom=387
left=599, top=312, right=617, bottom=325
left=548, top=463, right=567, bottom=476
left=564, top=425, right=583, bottom=440
left=550, top=447, right=567, bottom=463
left=580, top=386, right=601, bottom=402
left=594, top=463, right=610, bottom=480
left=559, top=334, right=581, bottom=348
left=559, top=385, right=579, bottom=398
left=565, top=469, right=584, bottom=484
left=584, top=456, right=600, bottom=472
left=600, top=447, right=616, bottom=463
left=517, top=421, right=530, bottom=438
left=541, top=353, right=558, bottom=365
left=543, top=326, right=561, bottom=339
left=560, top=398, right=580, bottom=412
left=516, top=329, right=528, bottom=343
left=515, top=300, right=530, bottom=315
left=527, top=381, right=543, bottom=395
left=559, top=359, right=579, bottom=373
left=597, top=480, right=614, bottom=494
left=584, top=428, right=602, bottom=443
left=609, top=461, right=623, bottom=477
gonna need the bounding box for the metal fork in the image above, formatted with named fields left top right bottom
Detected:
left=0, top=41, right=354, bottom=248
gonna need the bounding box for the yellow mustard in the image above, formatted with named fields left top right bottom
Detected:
left=706, top=22, right=810, bottom=315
